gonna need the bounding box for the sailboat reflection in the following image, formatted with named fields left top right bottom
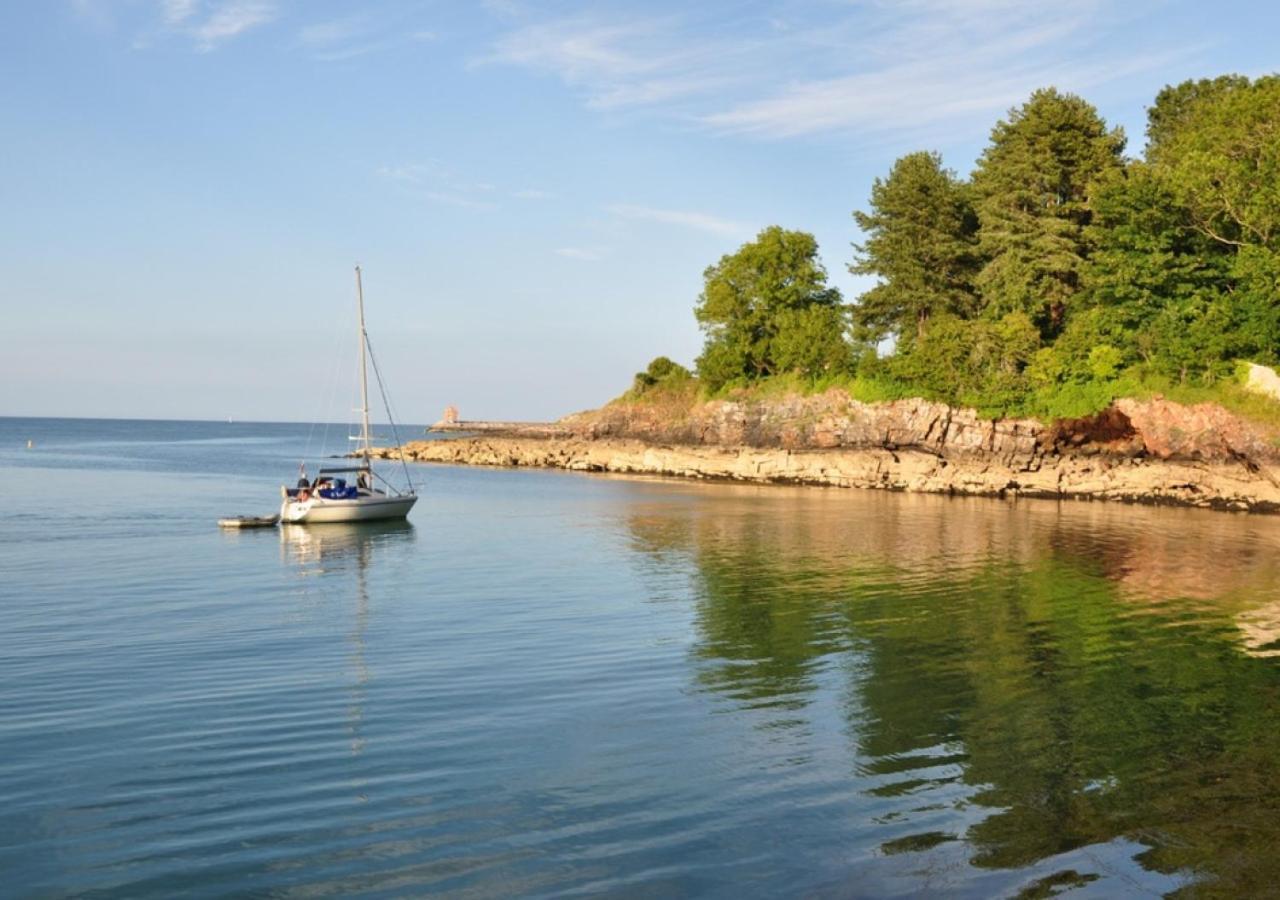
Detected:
left=280, top=521, right=416, bottom=759
left=280, top=519, right=416, bottom=570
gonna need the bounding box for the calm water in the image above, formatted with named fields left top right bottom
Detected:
left=5, top=418, right=1280, bottom=897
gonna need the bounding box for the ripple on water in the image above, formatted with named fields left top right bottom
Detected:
left=5, top=421, right=1280, bottom=896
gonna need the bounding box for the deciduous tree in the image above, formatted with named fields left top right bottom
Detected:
left=695, top=227, right=846, bottom=390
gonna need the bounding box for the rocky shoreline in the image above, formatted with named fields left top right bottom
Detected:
left=368, top=392, right=1280, bottom=514
left=373, top=434, right=1280, bottom=513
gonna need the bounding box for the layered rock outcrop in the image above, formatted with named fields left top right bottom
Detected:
left=378, top=391, right=1280, bottom=513
left=560, top=391, right=1279, bottom=464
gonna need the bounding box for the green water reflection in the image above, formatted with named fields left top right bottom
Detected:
left=628, top=490, right=1280, bottom=897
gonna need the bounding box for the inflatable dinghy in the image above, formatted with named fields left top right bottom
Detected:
left=218, top=514, right=280, bottom=529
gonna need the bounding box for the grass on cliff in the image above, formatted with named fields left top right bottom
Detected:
left=610, top=365, right=1280, bottom=433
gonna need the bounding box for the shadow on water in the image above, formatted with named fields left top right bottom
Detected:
left=626, top=488, right=1280, bottom=897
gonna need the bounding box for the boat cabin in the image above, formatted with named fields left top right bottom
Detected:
left=284, top=466, right=376, bottom=500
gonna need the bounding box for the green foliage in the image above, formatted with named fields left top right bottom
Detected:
left=634, top=76, right=1280, bottom=430
left=971, top=88, right=1126, bottom=335
left=1083, top=164, right=1230, bottom=347
left=1149, top=75, right=1280, bottom=250
left=695, top=226, right=849, bottom=391
left=771, top=305, right=858, bottom=378
left=632, top=356, right=691, bottom=393
left=1150, top=76, right=1280, bottom=371
left=1145, top=75, right=1252, bottom=159
left=1230, top=245, right=1280, bottom=364
left=621, top=356, right=697, bottom=405
left=888, top=312, right=1040, bottom=415
left=850, top=151, right=980, bottom=344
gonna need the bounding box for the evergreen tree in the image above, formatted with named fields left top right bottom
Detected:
left=972, top=89, right=1126, bottom=335
left=850, top=151, right=980, bottom=344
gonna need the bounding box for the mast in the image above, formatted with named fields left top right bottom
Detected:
left=355, top=265, right=372, bottom=465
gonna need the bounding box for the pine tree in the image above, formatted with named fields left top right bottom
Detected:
left=972, top=89, right=1126, bottom=335
left=850, top=151, right=979, bottom=344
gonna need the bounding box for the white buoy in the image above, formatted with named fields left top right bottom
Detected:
left=26, top=439, right=33, bottom=449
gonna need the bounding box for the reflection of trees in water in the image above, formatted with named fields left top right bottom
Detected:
left=281, top=522, right=416, bottom=758
left=626, top=488, right=1280, bottom=894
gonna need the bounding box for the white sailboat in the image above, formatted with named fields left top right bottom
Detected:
left=280, top=267, right=418, bottom=524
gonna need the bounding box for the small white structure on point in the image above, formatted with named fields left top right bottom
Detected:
left=1245, top=363, right=1280, bottom=402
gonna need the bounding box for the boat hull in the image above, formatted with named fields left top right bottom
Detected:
left=280, top=494, right=417, bottom=524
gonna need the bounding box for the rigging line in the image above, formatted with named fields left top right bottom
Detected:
left=313, top=309, right=347, bottom=462
left=303, top=310, right=349, bottom=470
left=363, top=334, right=413, bottom=492
left=363, top=333, right=415, bottom=493
left=320, top=310, right=354, bottom=464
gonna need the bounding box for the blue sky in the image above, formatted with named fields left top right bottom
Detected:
left=2, top=0, right=1276, bottom=423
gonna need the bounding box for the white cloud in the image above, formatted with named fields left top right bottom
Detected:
left=481, top=16, right=743, bottom=111
left=191, top=1, right=275, bottom=51
left=555, top=247, right=602, bottom=261
left=607, top=204, right=751, bottom=238
left=161, top=0, right=199, bottom=26
left=514, top=188, right=554, bottom=200
left=483, top=1, right=1178, bottom=138
left=295, top=15, right=437, bottom=61
left=699, top=3, right=1160, bottom=138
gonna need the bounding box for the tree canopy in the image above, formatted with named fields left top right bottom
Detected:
left=850, top=151, right=979, bottom=344
left=971, top=88, right=1126, bottom=335
left=636, top=74, right=1280, bottom=421
left=694, top=226, right=849, bottom=390
left=845, top=76, right=1280, bottom=416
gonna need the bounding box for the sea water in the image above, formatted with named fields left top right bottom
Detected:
left=4, top=416, right=1280, bottom=897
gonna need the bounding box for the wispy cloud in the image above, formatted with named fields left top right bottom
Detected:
left=607, top=204, right=751, bottom=238
left=483, top=1, right=1179, bottom=138
left=161, top=0, right=199, bottom=26
left=191, top=1, right=275, bottom=51
left=555, top=247, right=602, bottom=261
left=702, top=2, right=1174, bottom=138
left=702, top=52, right=1180, bottom=139
left=514, top=188, right=554, bottom=200
left=481, top=15, right=743, bottom=111
left=377, top=162, right=500, bottom=210
left=294, top=14, right=438, bottom=62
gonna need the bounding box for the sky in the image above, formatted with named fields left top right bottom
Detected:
left=2, top=0, right=1277, bottom=423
